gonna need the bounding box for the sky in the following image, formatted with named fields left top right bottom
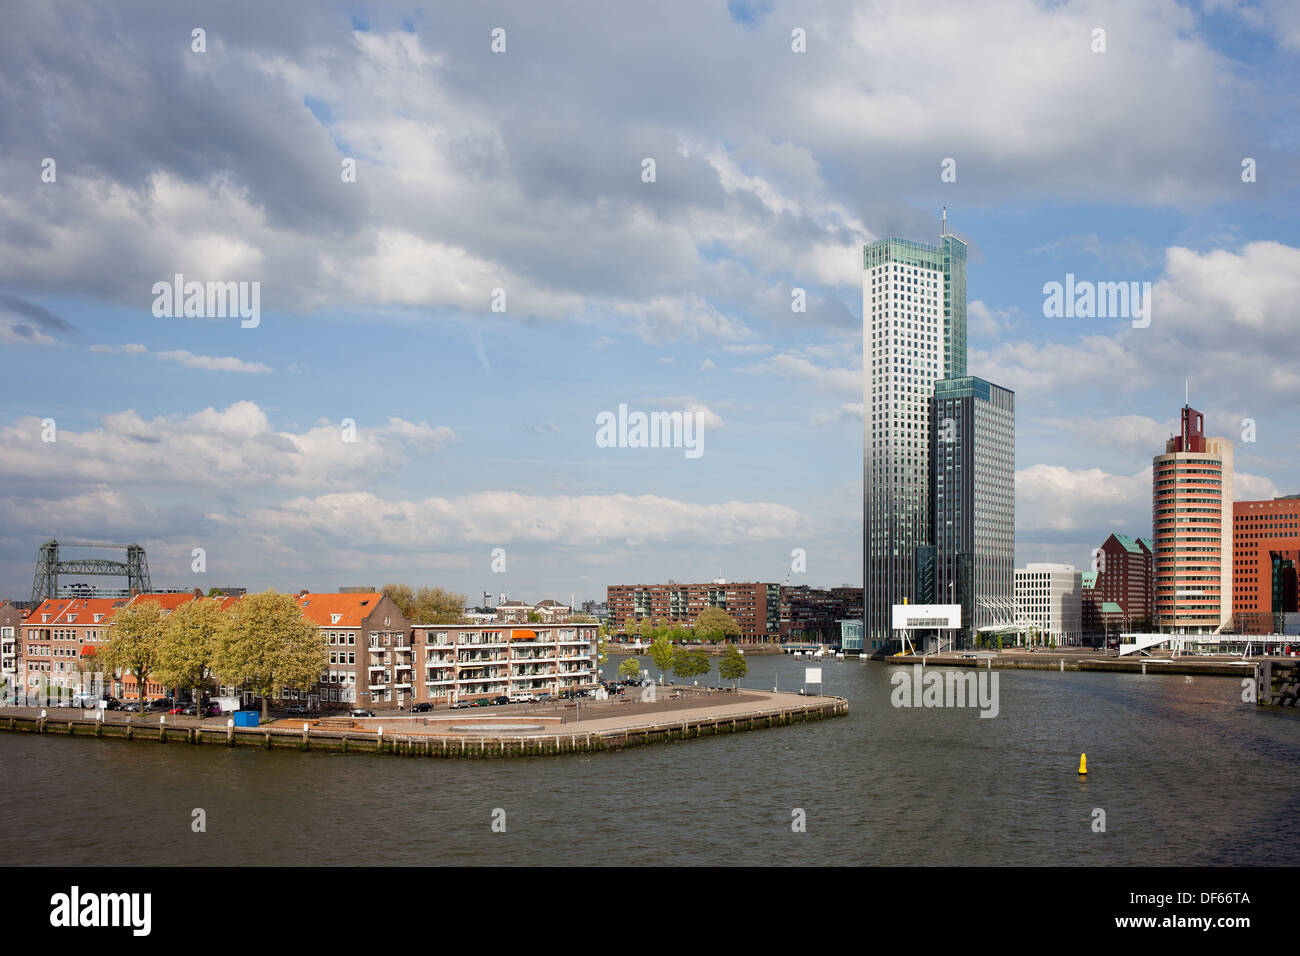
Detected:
left=1, top=0, right=1298, bottom=605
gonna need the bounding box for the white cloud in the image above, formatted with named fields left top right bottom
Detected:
left=211, top=490, right=804, bottom=551
left=0, top=402, right=455, bottom=491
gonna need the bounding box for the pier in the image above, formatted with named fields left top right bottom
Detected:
left=0, top=687, right=847, bottom=757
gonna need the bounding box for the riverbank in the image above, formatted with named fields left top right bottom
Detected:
left=0, top=687, right=847, bottom=757
left=879, top=649, right=1267, bottom=678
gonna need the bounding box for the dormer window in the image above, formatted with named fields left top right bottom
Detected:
left=331, top=614, right=342, bottom=624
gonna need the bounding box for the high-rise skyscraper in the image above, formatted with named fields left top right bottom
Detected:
left=930, top=376, right=1015, bottom=648
left=862, top=219, right=968, bottom=651
left=1152, top=404, right=1234, bottom=633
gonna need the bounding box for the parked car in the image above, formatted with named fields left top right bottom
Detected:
left=121, top=702, right=141, bottom=713
left=167, top=706, right=186, bottom=715
left=473, top=698, right=492, bottom=707
left=450, top=699, right=472, bottom=709
left=410, top=702, right=433, bottom=713
left=489, top=695, right=509, bottom=706
left=349, top=708, right=375, bottom=718
left=103, top=697, right=121, bottom=710
left=286, top=704, right=308, bottom=715
left=508, top=693, right=535, bottom=704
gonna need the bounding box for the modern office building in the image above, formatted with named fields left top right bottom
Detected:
left=1231, top=495, right=1300, bottom=633
left=1152, top=404, right=1233, bottom=633
left=864, top=216, right=968, bottom=648
left=928, top=375, right=1015, bottom=648
left=1014, top=563, right=1084, bottom=646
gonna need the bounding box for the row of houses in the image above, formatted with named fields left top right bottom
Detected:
left=1, top=590, right=599, bottom=712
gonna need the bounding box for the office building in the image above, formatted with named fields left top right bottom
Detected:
left=1152, top=404, right=1233, bottom=633
left=1231, top=495, right=1300, bottom=633
left=864, top=217, right=968, bottom=648
left=929, top=375, right=1015, bottom=648
left=1015, top=563, right=1084, bottom=646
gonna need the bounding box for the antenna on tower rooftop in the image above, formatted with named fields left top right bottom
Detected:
left=941, top=207, right=947, bottom=236
left=1185, top=377, right=1189, bottom=406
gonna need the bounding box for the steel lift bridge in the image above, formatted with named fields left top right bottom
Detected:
left=30, top=538, right=151, bottom=606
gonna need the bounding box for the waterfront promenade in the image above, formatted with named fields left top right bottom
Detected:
left=0, top=685, right=847, bottom=756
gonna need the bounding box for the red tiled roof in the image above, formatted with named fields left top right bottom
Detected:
left=127, top=593, right=199, bottom=612
left=26, top=597, right=123, bottom=627
left=296, top=592, right=383, bottom=628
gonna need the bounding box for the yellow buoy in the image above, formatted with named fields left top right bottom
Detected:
left=1078, top=753, right=1087, bottom=775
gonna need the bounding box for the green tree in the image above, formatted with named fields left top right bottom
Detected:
left=155, top=598, right=227, bottom=716
left=617, top=657, right=642, bottom=681
left=649, top=634, right=674, bottom=680
left=99, top=600, right=165, bottom=714
left=718, top=646, right=747, bottom=689
left=694, top=607, right=741, bottom=645
left=526, top=610, right=543, bottom=623
left=671, top=647, right=711, bottom=682
left=213, top=590, right=324, bottom=720
left=383, top=584, right=467, bottom=624
left=381, top=583, right=416, bottom=616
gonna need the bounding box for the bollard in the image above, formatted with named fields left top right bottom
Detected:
left=226, top=718, right=234, bottom=745
left=1060, top=659, right=1064, bottom=672
left=302, top=722, right=310, bottom=750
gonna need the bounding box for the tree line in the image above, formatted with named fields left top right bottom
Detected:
left=623, top=606, right=742, bottom=644
left=97, top=591, right=325, bottom=719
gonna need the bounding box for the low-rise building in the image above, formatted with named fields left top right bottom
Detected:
left=411, top=622, right=599, bottom=706
left=296, top=591, right=410, bottom=711
left=21, top=596, right=124, bottom=702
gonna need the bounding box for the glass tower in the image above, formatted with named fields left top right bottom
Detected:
left=863, top=225, right=968, bottom=651
left=930, top=376, right=1015, bottom=648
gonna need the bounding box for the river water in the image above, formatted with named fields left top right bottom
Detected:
left=3, top=654, right=1297, bottom=866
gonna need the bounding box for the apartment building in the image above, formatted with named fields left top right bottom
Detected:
left=778, top=586, right=864, bottom=641
left=864, top=222, right=969, bottom=649
left=21, top=596, right=123, bottom=701
left=606, top=581, right=781, bottom=641
left=410, top=622, right=599, bottom=706
left=1014, top=564, right=1084, bottom=647
left=1, top=600, right=28, bottom=699
left=293, top=591, right=410, bottom=711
